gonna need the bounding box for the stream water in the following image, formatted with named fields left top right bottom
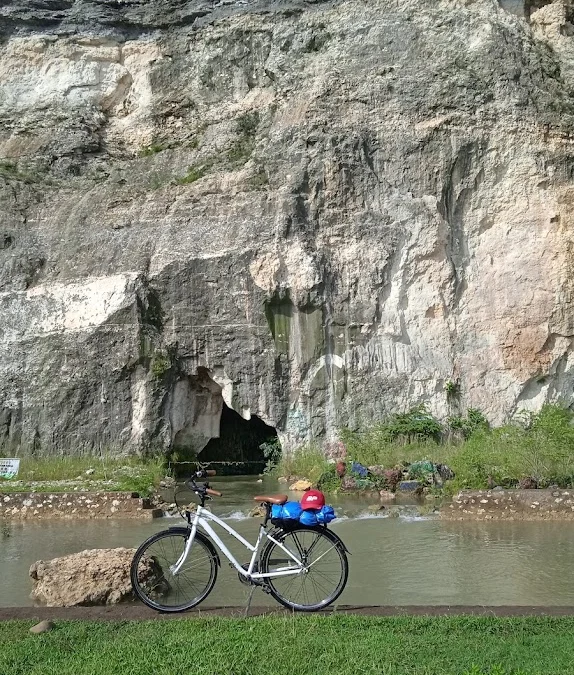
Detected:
left=3, top=475, right=574, bottom=608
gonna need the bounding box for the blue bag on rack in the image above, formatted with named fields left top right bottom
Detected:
left=271, top=501, right=302, bottom=525
left=272, top=502, right=336, bottom=527
left=316, top=505, right=336, bottom=524
left=299, top=509, right=318, bottom=526
left=300, top=505, right=336, bottom=526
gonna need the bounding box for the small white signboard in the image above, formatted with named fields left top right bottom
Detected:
left=0, top=458, right=20, bottom=479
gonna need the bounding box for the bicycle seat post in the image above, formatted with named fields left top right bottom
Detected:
left=263, top=503, right=272, bottom=527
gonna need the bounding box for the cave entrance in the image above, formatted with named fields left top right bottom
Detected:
left=198, top=402, right=280, bottom=475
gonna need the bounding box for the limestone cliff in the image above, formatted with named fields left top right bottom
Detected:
left=2, top=0, right=574, bottom=455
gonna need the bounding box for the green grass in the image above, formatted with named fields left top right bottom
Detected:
left=0, top=456, right=165, bottom=496
left=1, top=616, right=573, bottom=674
left=273, top=444, right=331, bottom=484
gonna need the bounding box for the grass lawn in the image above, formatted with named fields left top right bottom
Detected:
left=1, top=616, right=574, bottom=675
left=0, top=456, right=165, bottom=495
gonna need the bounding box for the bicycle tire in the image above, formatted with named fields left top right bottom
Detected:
left=131, top=527, right=218, bottom=613
left=259, top=526, right=348, bottom=612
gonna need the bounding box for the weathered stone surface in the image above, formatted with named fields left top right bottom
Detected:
left=442, top=488, right=574, bottom=520
left=29, top=548, right=158, bottom=606
left=2, top=0, right=574, bottom=456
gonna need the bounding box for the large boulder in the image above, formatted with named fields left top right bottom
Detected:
left=29, top=548, right=159, bottom=606
left=289, top=479, right=313, bottom=491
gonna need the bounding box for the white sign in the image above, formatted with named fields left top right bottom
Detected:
left=0, top=458, right=20, bottom=479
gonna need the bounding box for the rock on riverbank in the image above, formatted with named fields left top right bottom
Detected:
left=29, top=548, right=159, bottom=606
left=0, top=491, right=163, bottom=520
left=442, top=489, right=574, bottom=520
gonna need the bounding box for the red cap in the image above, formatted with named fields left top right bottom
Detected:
left=300, top=489, right=326, bottom=511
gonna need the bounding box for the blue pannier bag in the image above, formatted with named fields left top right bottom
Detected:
left=299, top=509, right=318, bottom=526
left=273, top=503, right=336, bottom=527
left=271, top=501, right=302, bottom=526
left=282, top=502, right=302, bottom=520
left=316, top=505, right=336, bottom=524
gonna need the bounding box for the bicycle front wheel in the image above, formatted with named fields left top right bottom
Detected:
left=260, top=526, right=348, bottom=611
left=130, top=528, right=218, bottom=612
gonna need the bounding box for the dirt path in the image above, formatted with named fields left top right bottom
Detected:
left=2, top=605, right=574, bottom=621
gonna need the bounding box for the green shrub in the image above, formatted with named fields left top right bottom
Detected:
left=448, top=408, right=490, bottom=439
left=151, top=351, right=171, bottom=379
left=272, top=444, right=330, bottom=484
left=259, top=437, right=282, bottom=474
left=340, top=403, right=574, bottom=491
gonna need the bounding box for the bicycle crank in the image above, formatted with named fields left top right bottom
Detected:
left=237, top=562, right=270, bottom=591
left=238, top=562, right=259, bottom=585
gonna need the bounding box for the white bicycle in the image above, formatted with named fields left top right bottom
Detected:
left=130, top=470, right=349, bottom=612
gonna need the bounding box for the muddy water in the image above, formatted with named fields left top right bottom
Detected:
left=3, top=476, right=574, bottom=608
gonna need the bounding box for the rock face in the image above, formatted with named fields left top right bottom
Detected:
left=29, top=548, right=158, bottom=606
left=2, top=0, right=574, bottom=456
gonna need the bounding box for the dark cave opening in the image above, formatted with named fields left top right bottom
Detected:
left=198, top=402, right=280, bottom=475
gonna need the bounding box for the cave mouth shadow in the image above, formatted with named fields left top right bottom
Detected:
left=198, top=402, right=280, bottom=475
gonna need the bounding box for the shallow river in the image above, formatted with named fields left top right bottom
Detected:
left=3, top=476, right=574, bottom=608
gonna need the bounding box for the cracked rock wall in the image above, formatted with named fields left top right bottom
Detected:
left=2, top=0, right=574, bottom=455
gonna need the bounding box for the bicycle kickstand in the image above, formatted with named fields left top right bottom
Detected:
left=243, top=584, right=256, bottom=618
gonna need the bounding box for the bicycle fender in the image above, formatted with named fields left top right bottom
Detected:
left=168, top=526, right=221, bottom=567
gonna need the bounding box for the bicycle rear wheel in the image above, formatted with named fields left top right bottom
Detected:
left=260, top=526, right=348, bottom=611
left=130, top=527, right=218, bottom=612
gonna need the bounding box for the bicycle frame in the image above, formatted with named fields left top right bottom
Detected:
left=171, top=505, right=304, bottom=580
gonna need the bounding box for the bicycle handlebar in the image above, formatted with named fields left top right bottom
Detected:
left=194, top=470, right=216, bottom=478
left=185, top=471, right=222, bottom=498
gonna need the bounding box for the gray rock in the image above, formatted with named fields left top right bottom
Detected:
left=29, top=548, right=160, bottom=606
left=399, top=480, right=421, bottom=492
left=0, top=0, right=573, bottom=457
left=368, top=466, right=386, bottom=476
left=29, top=620, right=55, bottom=634
left=341, top=476, right=358, bottom=491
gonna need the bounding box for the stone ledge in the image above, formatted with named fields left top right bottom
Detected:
left=0, top=491, right=164, bottom=520
left=441, top=489, right=574, bottom=520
